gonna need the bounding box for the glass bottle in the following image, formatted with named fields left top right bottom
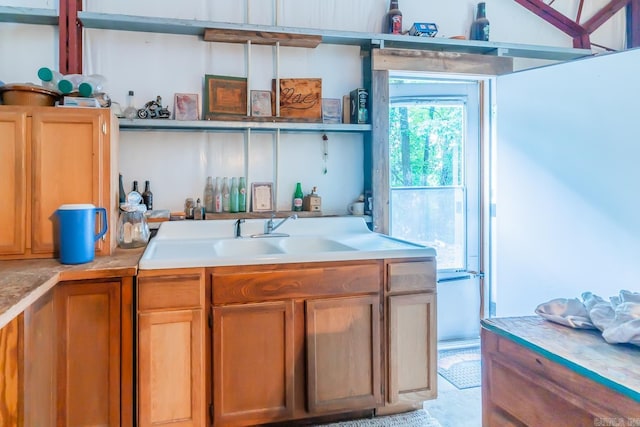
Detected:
left=214, top=177, right=223, bottom=213
left=132, top=180, right=139, bottom=194
left=238, top=177, right=247, bottom=212
left=229, top=177, right=239, bottom=213
left=118, top=173, right=126, bottom=204
left=222, top=177, right=230, bottom=212
left=204, top=176, right=214, bottom=213
left=470, top=2, right=490, bottom=41
left=386, top=0, right=402, bottom=35
left=142, top=180, right=153, bottom=210
left=293, top=182, right=304, bottom=212
left=124, top=90, right=138, bottom=119
left=194, top=198, right=203, bottom=220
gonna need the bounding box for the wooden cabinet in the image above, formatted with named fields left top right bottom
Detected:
left=18, top=277, right=133, bottom=427
left=137, top=269, right=206, bottom=427
left=210, top=260, right=382, bottom=426
left=379, top=258, right=437, bottom=415
left=482, top=317, right=640, bottom=426
left=0, top=106, right=118, bottom=260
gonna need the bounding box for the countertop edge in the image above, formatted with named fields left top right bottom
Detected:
left=0, top=248, right=144, bottom=329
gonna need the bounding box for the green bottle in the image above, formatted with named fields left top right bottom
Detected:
left=238, top=177, right=247, bottom=212
left=229, top=177, right=239, bottom=213
left=293, top=182, right=304, bottom=212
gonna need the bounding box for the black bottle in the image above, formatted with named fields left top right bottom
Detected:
left=470, top=2, right=490, bottom=41
left=118, top=173, right=126, bottom=204
left=142, top=180, right=153, bottom=210
left=132, top=180, right=139, bottom=193
left=385, top=0, right=403, bottom=34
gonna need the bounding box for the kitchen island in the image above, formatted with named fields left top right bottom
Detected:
left=481, top=316, right=640, bottom=426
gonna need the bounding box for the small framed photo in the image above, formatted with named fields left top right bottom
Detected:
left=174, top=93, right=200, bottom=120
left=203, top=74, right=248, bottom=119
left=251, top=182, right=274, bottom=212
left=322, top=98, right=342, bottom=124
left=251, top=90, right=273, bottom=117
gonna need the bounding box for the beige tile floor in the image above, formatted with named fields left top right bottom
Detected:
left=423, top=340, right=482, bottom=427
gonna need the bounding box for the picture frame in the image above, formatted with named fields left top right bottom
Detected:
left=174, top=93, right=200, bottom=120
left=251, top=182, right=274, bottom=212
left=251, top=90, right=273, bottom=117
left=203, top=74, right=247, bottom=119
left=322, top=98, right=342, bottom=124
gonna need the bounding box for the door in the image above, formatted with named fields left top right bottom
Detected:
left=0, top=110, right=26, bottom=255
left=212, top=300, right=295, bottom=426
left=388, top=76, right=483, bottom=341
left=306, top=294, right=382, bottom=414
left=55, top=280, right=121, bottom=427
left=31, top=109, right=105, bottom=255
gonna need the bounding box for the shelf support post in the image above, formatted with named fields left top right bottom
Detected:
left=58, top=0, right=83, bottom=74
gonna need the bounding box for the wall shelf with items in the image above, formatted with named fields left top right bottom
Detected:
left=77, top=11, right=592, bottom=61
left=0, top=6, right=58, bottom=26
left=118, top=118, right=371, bottom=133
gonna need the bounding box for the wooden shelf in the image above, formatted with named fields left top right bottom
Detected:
left=76, top=11, right=592, bottom=61
left=118, top=118, right=371, bottom=133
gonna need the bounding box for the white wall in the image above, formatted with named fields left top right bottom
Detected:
left=0, top=0, right=628, bottom=213
left=495, top=48, right=640, bottom=317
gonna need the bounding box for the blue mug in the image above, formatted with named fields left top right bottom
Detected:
left=55, top=204, right=108, bottom=264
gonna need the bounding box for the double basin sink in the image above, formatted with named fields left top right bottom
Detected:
left=139, top=217, right=436, bottom=269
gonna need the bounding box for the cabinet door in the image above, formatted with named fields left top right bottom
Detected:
left=55, top=280, right=121, bottom=427
left=212, top=300, right=295, bottom=426
left=0, top=110, right=27, bottom=255
left=387, top=292, right=437, bottom=405
left=31, top=109, right=107, bottom=255
left=138, top=309, right=204, bottom=427
left=0, top=314, right=22, bottom=426
left=306, top=295, right=382, bottom=414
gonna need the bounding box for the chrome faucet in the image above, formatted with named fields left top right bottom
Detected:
left=265, top=213, right=297, bottom=234
left=234, top=218, right=245, bottom=238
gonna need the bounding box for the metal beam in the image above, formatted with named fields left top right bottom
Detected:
left=582, top=0, right=630, bottom=33
left=513, top=0, right=586, bottom=37
left=627, top=0, right=640, bottom=47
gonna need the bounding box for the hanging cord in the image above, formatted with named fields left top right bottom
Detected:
left=322, top=134, right=328, bottom=174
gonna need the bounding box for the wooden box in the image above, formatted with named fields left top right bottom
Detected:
left=272, top=78, right=322, bottom=122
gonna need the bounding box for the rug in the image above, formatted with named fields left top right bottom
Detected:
left=437, top=346, right=482, bottom=390
left=314, top=409, right=441, bottom=426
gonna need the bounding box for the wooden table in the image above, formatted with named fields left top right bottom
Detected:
left=481, top=316, right=640, bottom=426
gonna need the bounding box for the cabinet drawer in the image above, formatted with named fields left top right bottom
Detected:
left=211, top=261, right=382, bottom=305
left=138, top=274, right=204, bottom=311
left=387, top=259, right=436, bottom=293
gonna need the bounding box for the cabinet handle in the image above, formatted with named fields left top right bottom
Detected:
left=102, top=122, right=107, bottom=134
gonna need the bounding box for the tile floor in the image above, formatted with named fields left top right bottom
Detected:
left=423, top=340, right=482, bottom=427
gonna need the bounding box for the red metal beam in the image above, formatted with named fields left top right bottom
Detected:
left=513, top=0, right=586, bottom=37
left=628, top=0, right=640, bottom=47
left=582, top=0, right=631, bottom=33
left=58, top=0, right=82, bottom=74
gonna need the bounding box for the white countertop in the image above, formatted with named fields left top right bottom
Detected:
left=139, top=217, right=436, bottom=269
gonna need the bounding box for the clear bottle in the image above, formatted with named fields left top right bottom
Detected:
left=142, top=180, right=153, bottom=210
left=293, top=182, right=304, bottom=212
left=37, top=67, right=63, bottom=91
left=124, top=90, right=138, bottom=119
left=194, top=198, right=203, bottom=220
left=385, top=0, right=402, bottom=34
left=221, top=177, right=230, bottom=212
left=470, top=2, right=490, bottom=41
left=229, top=177, right=239, bottom=213
left=57, top=73, right=83, bottom=94
left=204, top=176, right=214, bottom=213
left=78, top=74, right=107, bottom=97
left=214, top=177, right=223, bottom=213
left=238, top=177, right=247, bottom=212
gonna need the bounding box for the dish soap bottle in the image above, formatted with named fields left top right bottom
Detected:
left=293, top=182, right=304, bottom=212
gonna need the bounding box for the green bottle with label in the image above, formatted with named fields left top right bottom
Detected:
left=293, top=182, right=304, bottom=211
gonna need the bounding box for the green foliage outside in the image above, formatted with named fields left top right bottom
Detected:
left=389, top=104, right=464, bottom=188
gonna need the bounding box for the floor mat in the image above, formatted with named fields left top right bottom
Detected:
left=314, top=409, right=441, bottom=426
left=437, top=346, right=481, bottom=390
